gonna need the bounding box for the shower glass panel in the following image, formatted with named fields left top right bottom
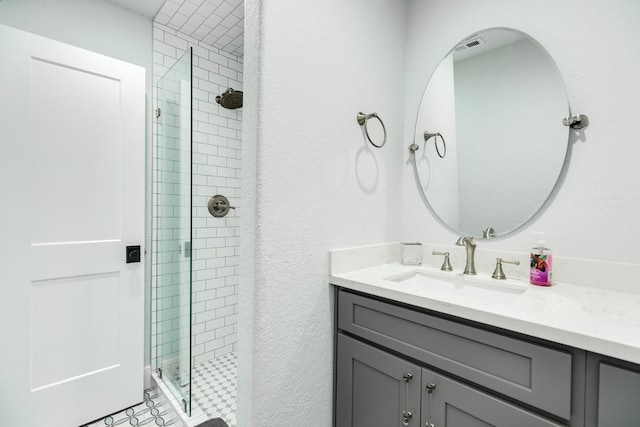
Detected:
left=154, top=48, right=192, bottom=415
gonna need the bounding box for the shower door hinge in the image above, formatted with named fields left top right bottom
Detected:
left=158, top=368, right=163, bottom=379
left=184, top=241, right=191, bottom=258
left=181, top=398, right=188, bottom=414
left=155, top=108, right=161, bottom=118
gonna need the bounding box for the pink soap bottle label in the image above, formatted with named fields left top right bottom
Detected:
left=530, top=253, right=552, bottom=286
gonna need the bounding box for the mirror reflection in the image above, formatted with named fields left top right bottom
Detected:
left=413, top=28, right=570, bottom=238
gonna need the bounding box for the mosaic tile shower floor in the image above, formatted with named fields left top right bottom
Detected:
left=191, top=352, right=237, bottom=427
left=82, top=388, right=183, bottom=426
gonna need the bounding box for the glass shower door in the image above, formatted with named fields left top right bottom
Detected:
left=154, top=48, right=192, bottom=415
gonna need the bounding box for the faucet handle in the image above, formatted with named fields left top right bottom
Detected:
left=432, top=251, right=453, bottom=271
left=491, top=258, right=520, bottom=280
left=482, top=227, right=496, bottom=239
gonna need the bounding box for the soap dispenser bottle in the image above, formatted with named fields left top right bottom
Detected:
left=530, top=232, right=552, bottom=286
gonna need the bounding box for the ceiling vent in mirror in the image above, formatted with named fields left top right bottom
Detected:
left=454, top=37, right=486, bottom=52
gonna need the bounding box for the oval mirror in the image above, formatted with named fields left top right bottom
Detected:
left=413, top=28, right=570, bottom=239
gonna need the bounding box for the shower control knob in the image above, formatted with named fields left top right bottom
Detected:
left=208, top=195, right=235, bottom=218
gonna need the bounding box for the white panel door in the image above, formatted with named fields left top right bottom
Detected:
left=0, top=25, right=145, bottom=427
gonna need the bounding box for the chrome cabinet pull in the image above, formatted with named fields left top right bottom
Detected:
left=426, top=382, right=437, bottom=427
left=402, top=373, right=414, bottom=425
left=402, top=410, right=413, bottom=425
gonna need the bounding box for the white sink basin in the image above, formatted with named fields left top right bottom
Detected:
left=385, top=269, right=527, bottom=304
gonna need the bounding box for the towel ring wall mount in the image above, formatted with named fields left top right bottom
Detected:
left=409, top=131, right=447, bottom=158
left=357, top=112, right=387, bottom=148
left=562, top=114, right=589, bottom=129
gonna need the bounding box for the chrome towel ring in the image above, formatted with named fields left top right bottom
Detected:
left=357, top=112, right=387, bottom=148
left=424, top=131, right=446, bottom=158
left=408, top=131, right=446, bottom=158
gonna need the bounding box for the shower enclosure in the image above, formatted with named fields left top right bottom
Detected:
left=153, top=42, right=242, bottom=426
left=154, top=48, right=193, bottom=414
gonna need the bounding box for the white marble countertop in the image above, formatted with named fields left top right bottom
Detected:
left=330, top=260, right=640, bottom=364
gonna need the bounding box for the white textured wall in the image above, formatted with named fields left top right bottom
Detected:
left=239, top=0, right=406, bottom=425
left=0, top=0, right=152, bottom=68
left=403, top=0, right=640, bottom=264
left=243, top=0, right=640, bottom=424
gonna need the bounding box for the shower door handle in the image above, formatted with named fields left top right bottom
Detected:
left=208, top=195, right=235, bottom=218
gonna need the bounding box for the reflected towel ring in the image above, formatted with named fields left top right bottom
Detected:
left=357, top=112, right=387, bottom=148
left=424, top=131, right=446, bottom=158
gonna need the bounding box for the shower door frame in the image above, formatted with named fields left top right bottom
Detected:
left=153, top=47, right=193, bottom=415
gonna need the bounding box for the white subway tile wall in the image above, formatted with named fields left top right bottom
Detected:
left=152, top=20, right=243, bottom=369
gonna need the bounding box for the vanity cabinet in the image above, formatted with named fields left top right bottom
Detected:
left=585, top=354, right=640, bottom=427
left=337, top=333, right=564, bottom=427
left=335, top=289, right=587, bottom=426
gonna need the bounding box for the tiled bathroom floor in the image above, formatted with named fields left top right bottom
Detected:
left=83, top=352, right=236, bottom=427
left=191, top=352, right=237, bottom=427
left=82, top=388, right=183, bottom=426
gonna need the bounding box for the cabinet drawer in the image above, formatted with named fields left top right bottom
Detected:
left=338, top=290, right=573, bottom=420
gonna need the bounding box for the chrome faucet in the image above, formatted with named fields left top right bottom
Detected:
left=456, top=236, right=477, bottom=275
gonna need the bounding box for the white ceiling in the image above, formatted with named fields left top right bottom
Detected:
left=106, top=0, right=166, bottom=18
left=109, top=0, right=244, bottom=57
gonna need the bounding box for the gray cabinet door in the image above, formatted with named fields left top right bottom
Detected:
left=336, top=333, right=422, bottom=427
left=421, top=368, right=564, bottom=427
left=586, top=354, right=640, bottom=427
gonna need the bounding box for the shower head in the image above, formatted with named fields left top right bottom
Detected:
left=215, top=88, right=243, bottom=110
